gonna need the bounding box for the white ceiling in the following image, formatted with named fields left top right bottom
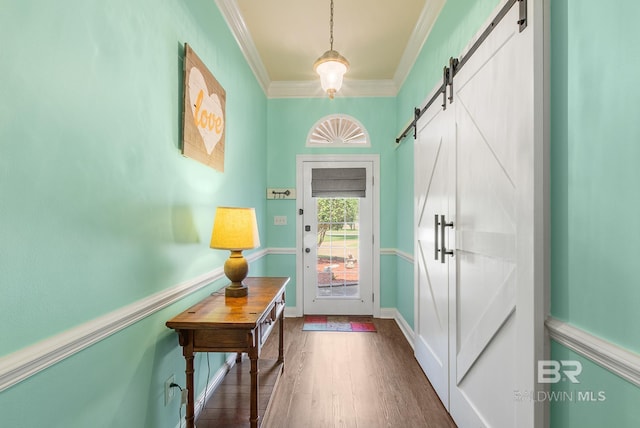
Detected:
left=215, top=0, right=446, bottom=98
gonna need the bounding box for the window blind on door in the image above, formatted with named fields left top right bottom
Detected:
left=311, top=168, right=366, bottom=197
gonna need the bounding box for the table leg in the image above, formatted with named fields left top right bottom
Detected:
left=179, top=331, right=195, bottom=428
left=278, top=311, right=284, bottom=366
left=250, top=351, right=259, bottom=428
left=185, top=353, right=195, bottom=428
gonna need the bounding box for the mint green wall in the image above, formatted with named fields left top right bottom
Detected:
left=550, top=0, right=640, bottom=353
left=265, top=97, right=398, bottom=308
left=394, top=136, right=415, bottom=322
left=395, top=257, right=414, bottom=328
left=549, top=0, right=640, bottom=425
left=380, top=254, right=398, bottom=309
left=550, top=342, right=640, bottom=426
left=265, top=253, right=298, bottom=305
left=0, top=0, right=267, bottom=426
left=396, top=0, right=501, bottom=129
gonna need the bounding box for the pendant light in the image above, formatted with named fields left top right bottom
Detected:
left=313, top=0, right=349, bottom=99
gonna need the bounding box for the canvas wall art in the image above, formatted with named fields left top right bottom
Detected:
left=182, top=43, right=225, bottom=172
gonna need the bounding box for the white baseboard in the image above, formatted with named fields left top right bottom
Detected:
left=379, top=308, right=396, bottom=319
left=284, top=306, right=302, bottom=318
left=194, top=353, right=238, bottom=416
left=380, top=308, right=415, bottom=349
left=546, top=317, right=640, bottom=387
left=389, top=309, right=415, bottom=350
left=173, top=353, right=237, bottom=428
left=284, top=307, right=415, bottom=349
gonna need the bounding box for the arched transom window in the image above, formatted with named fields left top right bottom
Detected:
left=306, top=114, right=370, bottom=148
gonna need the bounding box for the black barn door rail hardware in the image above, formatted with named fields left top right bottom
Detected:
left=395, top=0, right=527, bottom=144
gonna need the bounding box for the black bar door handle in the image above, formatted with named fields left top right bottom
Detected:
left=434, top=214, right=440, bottom=260
left=440, top=214, right=454, bottom=263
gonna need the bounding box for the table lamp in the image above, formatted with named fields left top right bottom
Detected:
left=210, top=207, right=260, bottom=297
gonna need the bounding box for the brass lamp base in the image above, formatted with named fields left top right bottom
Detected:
left=225, top=282, right=248, bottom=297
left=223, top=250, right=249, bottom=297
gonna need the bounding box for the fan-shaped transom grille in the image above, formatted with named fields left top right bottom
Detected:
left=307, top=114, right=370, bottom=147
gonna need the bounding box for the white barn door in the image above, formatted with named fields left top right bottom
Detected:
left=414, top=1, right=546, bottom=426
left=449, top=2, right=540, bottom=426
left=414, top=103, right=455, bottom=408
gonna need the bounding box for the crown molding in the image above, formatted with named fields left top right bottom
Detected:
left=393, top=0, right=447, bottom=90
left=215, top=0, right=270, bottom=93
left=335, top=80, right=398, bottom=98
left=268, top=79, right=397, bottom=99
left=216, top=0, right=445, bottom=99
left=267, top=80, right=325, bottom=99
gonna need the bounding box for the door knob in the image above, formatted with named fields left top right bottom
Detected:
left=305, top=248, right=311, bottom=253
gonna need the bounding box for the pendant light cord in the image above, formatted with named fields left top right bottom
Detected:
left=329, top=0, right=334, bottom=50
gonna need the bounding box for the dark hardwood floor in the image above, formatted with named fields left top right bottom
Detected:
left=197, top=317, right=457, bottom=428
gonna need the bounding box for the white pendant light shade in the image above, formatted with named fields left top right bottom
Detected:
left=314, top=50, right=349, bottom=99
left=314, top=0, right=349, bottom=99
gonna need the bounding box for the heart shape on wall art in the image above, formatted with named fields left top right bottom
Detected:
left=188, top=67, right=224, bottom=154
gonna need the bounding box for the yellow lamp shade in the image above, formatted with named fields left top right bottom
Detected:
left=210, top=207, right=260, bottom=297
left=210, top=207, right=260, bottom=250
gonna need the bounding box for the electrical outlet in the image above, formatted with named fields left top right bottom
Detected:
left=164, top=374, right=175, bottom=406
left=181, top=389, right=188, bottom=405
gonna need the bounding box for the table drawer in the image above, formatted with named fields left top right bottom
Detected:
left=193, top=329, right=249, bottom=351
left=258, top=295, right=285, bottom=348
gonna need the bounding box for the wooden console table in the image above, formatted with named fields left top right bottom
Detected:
left=166, top=276, right=288, bottom=428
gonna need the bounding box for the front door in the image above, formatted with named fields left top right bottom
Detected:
left=301, top=160, right=374, bottom=315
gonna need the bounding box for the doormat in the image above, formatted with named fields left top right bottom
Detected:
left=302, top=315, right=377, bottom=332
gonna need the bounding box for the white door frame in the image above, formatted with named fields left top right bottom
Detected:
left=296, top=154, right=381, bottom=317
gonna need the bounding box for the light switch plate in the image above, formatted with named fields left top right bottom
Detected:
left=274, top=216, right=287, bottom=226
